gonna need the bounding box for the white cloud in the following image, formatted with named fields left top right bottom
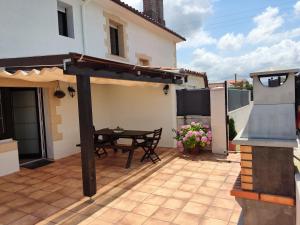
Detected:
left=165, top=0, right=213, bottom=37
left=217, top=33, right=244, bottom=50
left=190, top=39, right=300, bottom=82
left=122, top=0, right=213, bottom=39
left=122, top=0, right=142, bottom=10
left=247, top=7, right=284, bottom=44
left=178, top=29, right=216, bottom=49
left=295, top=1, right=300, bottom=15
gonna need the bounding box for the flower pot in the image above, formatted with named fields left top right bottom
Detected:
left=229, top=141, right=236, bottom=151
left=183, top=145, right=202, bottom=154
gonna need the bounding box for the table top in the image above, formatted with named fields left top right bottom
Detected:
left=95, top=128, right=153, bottom=139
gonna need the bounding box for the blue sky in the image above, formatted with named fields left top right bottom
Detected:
left=123, top=0, right=300, bottom=81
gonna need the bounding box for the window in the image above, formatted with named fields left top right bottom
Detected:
left=57, top=1, right=74, bottom=38
left=184, top=76, right=188, bottom=83
left=110, top=25, right=120, bottom=56
left=139, top=58, right=150, bottom=66
left=109, top=21, right=125, bottom=57
left=0, top=89, right=13, bottom=140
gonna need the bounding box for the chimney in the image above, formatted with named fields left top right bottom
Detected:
left=143, top=0, right=165, bottom=26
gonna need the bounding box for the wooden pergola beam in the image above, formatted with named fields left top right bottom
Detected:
left=76, top=75, right=96, bottom=197
left=66, top=65, right=179, bottom=84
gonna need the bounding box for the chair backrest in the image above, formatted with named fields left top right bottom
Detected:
left=150, top=128, right=162, bottom=149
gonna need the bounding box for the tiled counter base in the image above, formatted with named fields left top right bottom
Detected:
left=231, top=146, right=296, bottom=225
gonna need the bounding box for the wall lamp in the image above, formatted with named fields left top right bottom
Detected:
left=68, top=86, right=76, bottom=98
left=163, top=85, right=169, bottom=95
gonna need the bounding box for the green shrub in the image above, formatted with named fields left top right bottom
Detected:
left=229, top=118, right=237, bottom=141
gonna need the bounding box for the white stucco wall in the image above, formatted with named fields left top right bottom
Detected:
left=105, top=84, right=177, bottom=148
left=180, top=76, right=206, bottom=89
left=228, top=103, right=253, bottom=134
left=0, top=140, right=19, bottom=176
left=210, top=88, right=227, bottom=155
left=0, top=0, right=178, bottom=68
left=47, top=82, right=177, bottom=160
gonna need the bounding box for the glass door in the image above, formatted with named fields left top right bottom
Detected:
left=11, top=88, right=45, bottom=160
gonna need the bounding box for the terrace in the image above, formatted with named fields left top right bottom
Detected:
left=0, top=148, right=241, bottom=225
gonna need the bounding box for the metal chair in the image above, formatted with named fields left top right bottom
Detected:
left=138, top=128, right=162, bottom=163
left=93, top=126, right=112, bottom=158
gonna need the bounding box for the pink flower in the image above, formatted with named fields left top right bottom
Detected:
left=204, top=124, right=209, bottom=129
left=191, top=122, right=196, bottom=126
left=183, top=137, right=187, bottom=142
left=201, top=136, right=208, bottom=143
left=196, top=137, right=201, bottom=142
left=177, top=141, right=183, bottom=148
left=207, top=131, right=212, bottom=139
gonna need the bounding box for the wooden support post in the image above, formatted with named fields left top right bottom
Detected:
left=76, top=75, right=96, bottom=197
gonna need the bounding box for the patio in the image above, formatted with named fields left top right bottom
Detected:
left=0, top=148, right=241, bottom=225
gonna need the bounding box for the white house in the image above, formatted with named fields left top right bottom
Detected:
left=0, top=0, right=208, bottom=176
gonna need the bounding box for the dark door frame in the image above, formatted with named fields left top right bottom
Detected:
left=10, top=88, right=46, bottom=160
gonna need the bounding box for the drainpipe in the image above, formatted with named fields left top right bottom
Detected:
left=80, top=0, right=92, bottom=60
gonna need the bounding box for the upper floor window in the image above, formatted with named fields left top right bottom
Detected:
left=109, top=21, right=125, bottom=57
left=57, top=1, right=74, bottom=38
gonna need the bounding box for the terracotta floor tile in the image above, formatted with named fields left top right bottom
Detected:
left=0, top=183, right=26, bottom=192
left=197, top=187, right=218, bottom=196
left=204, top=181, right=223, bottom=189
left=230, top=210, right=241, bottom=223
left=40, top=192, right=65, bottom=204
left=9, top=214, right=41, bottom=225
left=112, top=199, right=139, bottom=212
left=173, top=212, right=201, bottom=225
left=199, top=217, right=228, bottom=225
left=205, top=206, right=232, bottom=221
left=169, top=175, right=186, bottom=183
left=0, top=205, right=10, bottom=214
left=29, top=190, right=51, bottom=200
left=182, top=202, right=208, bottom=216
left=152, top=207, right=178, bottom=222
left=162, top=198, right=186, bottom=210
left=153, top=188, right=174, bottom=197
left=51, top=197, right=78, bottom=208
left=146, top=178, right=165, bottom=186
left=97, top=208, right=126, bottom=223
left=143, top=195, right=167, bottom=205
left=185, top=178, right=204, bottom=186
left=32, top=204, right=61, bottom=219
left=172, top=190, right=193, bottom=200
left=6, top=196, right=34, bottom=208
left=132, top=202, right=158, bottom=216
left=118, top=212, right=147, bottom=225
left=162, top=181, right=182, bottom=189
left=212, top=198, right=236, bottom=209
left=0, top=209, right=26, bottom=224
left=208, top=175, right=226, bottom=182
left=0, top=150, right=242, bottom=225
left=179, top=184, right=198, bottom=192
left=126, top=191, right=150, bottom=202
left=191, top=194, right=213, bottom=205
left=88, top=218, right=114, bottom=225
left=144, top=218, right=171, bottom=225
left=18, top=201, right=48, bottom=214
left=134, top=184, right=157, bottom=194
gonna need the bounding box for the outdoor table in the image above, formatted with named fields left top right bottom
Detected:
left=94, top=128, right=153, bottom=168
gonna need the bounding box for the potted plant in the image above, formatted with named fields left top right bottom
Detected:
left=173, top=122, right=212, bottom=153
left=228, top=118, right=237, bottom=151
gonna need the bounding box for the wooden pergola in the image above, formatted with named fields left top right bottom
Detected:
left=64, top=53, right=185, bottom=197
left=0, top=52, right=197, bottom=197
